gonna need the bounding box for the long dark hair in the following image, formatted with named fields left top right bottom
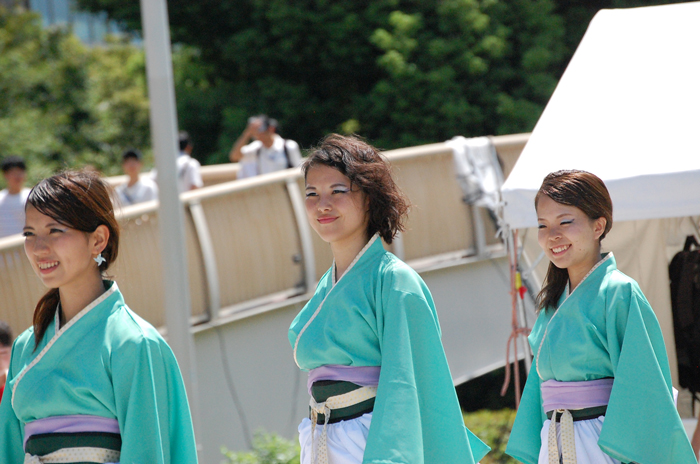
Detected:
left=26, top=170, right=120, bottom=348
left=534, top=170, right=612, bottom=311
left=302, top=134, right=410, bottom=244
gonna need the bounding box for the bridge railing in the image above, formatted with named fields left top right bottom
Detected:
left=0, top=134, right=529, bottom=332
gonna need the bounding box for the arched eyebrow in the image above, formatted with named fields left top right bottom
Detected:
left=23, top=221, right=65, bottom=231
left=305, top=182, right=351, bottom=190
left=537, top=213, right=575, bottom=222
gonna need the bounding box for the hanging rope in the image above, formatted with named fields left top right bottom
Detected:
left=500, top=229, right=531, bottom=408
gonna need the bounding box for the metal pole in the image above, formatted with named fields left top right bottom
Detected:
left=139, top=0, right=200, bottom=437
left=517, top=292, right=532, bottom=374
left=508, top=230, right=531, bottom=377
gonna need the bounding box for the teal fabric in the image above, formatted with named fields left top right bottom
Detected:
left=0, top=281, right=198, bottom=464
left=289, top=236, right=490, bottom=464
left=506, top=254, right=695, bottom=464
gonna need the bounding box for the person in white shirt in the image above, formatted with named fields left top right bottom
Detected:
left=228, top=115, right=302, bottom=179
left=0, top=156, right=31, bottom=238
left=151, top=131, right=203, bottom=194
left=115, top=149, right=159, bottom=206
left=176, top=131, right=203, bottom=192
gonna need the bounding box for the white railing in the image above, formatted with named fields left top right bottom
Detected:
left=0, top=134, right=529, bottom=332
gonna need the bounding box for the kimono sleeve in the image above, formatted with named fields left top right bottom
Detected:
left=112, top=329, right=198, bottom=464
left=363, top=266, right=489, bottom=464
left=505, top=363, right=545, bottom=464
left=599, top=284, right=696, bottom=464
left=0, top=337, right=27, bottom=464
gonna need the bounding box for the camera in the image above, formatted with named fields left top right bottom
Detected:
left=248, top=116, right=269, bottom=133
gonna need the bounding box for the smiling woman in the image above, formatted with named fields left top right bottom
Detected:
left=23, top=173, right=119, bottom=340
left=534, top=171, right=612, bottom=307
left=304, top=164, right=370, bottom=277
left=0, top=170, right=198, bottom=464
left=506, top=170, right=696, bottom=464
left=289, top=134, right=490, bottom=464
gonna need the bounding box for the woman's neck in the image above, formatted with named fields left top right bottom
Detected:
left=332, top=233, right=371, bottom=281
left=567, top=248, right=603, bottom=291
left=58, top=272, right=106, bottom=326
left=127, top=173, right=140, bottom=187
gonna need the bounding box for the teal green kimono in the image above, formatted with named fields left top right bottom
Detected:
left=289, top=235, right=490, bottom=464
left=0, top=281, right=198, bottom=464
left=506, top=253, right=695, bottom=464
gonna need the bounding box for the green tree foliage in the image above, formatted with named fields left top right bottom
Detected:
left=72, top=0, right=568, bottom=157
left=217, top=412, right=517, bottom=464
left=221, top=432, right=300, bottom=464
left=0, top=6, right=150, bottom=187
left=553, top=0, right=690, bottom=64
left=463, top=409, right=518, bottom=464
left=362, top=0, right=566, bottom=147
left=74, top=0, right=692, bottom=164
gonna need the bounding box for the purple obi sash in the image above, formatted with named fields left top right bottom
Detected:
left=24, top=415, right=120, bottom=448
left=307, top=365, right=380, bottom=395
left=541, top=378, right=614, bottom=413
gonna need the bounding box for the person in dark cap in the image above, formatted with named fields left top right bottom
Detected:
left=0, top=156, right=30, bottom=238
left=115, top=149, right=159, bottom=206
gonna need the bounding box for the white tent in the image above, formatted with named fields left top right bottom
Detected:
left=501, top=1, right=700, bottom=229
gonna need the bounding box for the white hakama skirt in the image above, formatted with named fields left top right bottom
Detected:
left=538, top=415, right=620, bottom=464
left=298, top=413, right=372, bottom=464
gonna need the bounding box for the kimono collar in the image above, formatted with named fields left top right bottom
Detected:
left=13, top=281, right=123, bottom=409
left=55, top=280, right=121, bottom=332
left=562, top=252, right=616, bottom=300
left=294, top=234, right=382, bottom=369
left=331, top=233, right=382, bottom=284
left=537, top=253, right=616, bottom=380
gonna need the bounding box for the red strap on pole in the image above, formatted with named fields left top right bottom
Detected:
left=500, top=229, right=530, bottom=408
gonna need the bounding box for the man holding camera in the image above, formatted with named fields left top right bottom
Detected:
left=228, top=115, right=302, bottom=179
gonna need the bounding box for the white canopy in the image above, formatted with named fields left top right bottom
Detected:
left=501, top=2, right=700, bottom=229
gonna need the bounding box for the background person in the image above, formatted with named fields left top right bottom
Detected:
left=229, top=115, right=302, bottom=179
left=151, top=131, right=203, bottom=193
left=0, top=170, right=198, bottom=463
left=115, top=148, right=159, bottom=206
left=288, top=134, right=489, bottom=464
left=506, top=170, right=695, bottom=464
left=0, top=156, right=30, bottom=238
left=175, top=131, right=203, bottom=192
left=0, top=320, right=12, bottom=403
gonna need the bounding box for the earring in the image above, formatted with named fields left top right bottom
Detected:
left=94, top=253, right=106, bottom=266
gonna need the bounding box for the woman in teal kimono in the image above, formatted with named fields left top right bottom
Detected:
left=0, top=170, right=198, bottom=464
left=288, top=134, right=489, bottom=464
left=506, top=170, right=695, bottom=464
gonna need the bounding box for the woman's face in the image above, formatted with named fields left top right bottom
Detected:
left=536, top=195, right=606, bottom=280
left=23, top=205, right=104, bottom=292
left=305, top=164, right=369, bottom=249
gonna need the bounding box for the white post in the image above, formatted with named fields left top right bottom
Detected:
left=139, top=0, right=200, bottom=437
